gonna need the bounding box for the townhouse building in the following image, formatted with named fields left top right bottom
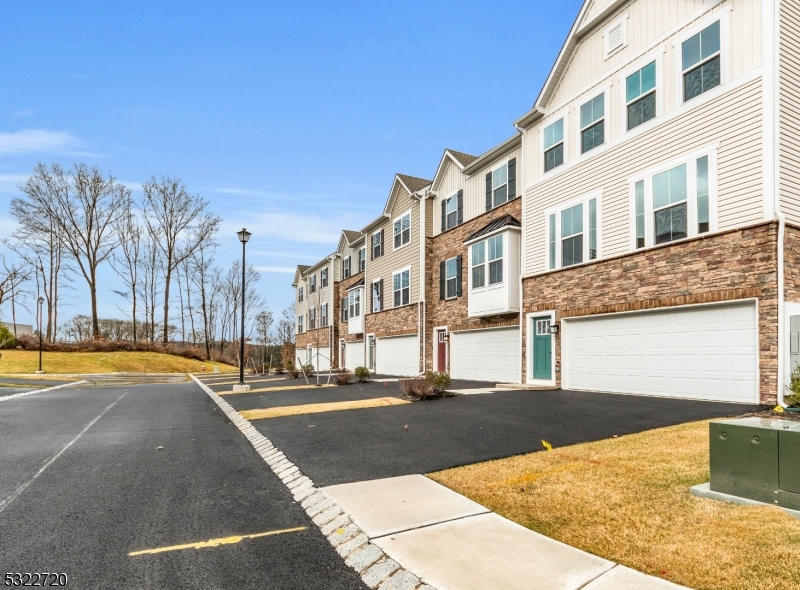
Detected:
left=293, top=0, right=799, bottom=405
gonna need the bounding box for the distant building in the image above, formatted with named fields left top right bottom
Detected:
left=2, top=323, right=33, bottom=336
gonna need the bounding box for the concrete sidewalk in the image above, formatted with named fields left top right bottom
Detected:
left=322, top=475, right=689, bottom=590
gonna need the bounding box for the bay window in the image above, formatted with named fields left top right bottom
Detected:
left=470, top=235, right=504, bottom=289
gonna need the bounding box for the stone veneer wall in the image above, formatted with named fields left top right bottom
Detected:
left=783, top=224, right=800, bottom=303
left=423, top=198, right=522, bottom=371
left=522, top=221, right=779, bottom=403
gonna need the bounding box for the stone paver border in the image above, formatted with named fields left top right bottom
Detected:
left=191, top=374, right=436, bottom=590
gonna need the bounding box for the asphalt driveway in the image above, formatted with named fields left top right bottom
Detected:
left=203, top=376, right=763, bottom=487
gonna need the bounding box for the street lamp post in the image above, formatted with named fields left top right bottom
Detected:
left=233, top=228, right=252, bottom=393
left=36, top=297, right=44, bottom=374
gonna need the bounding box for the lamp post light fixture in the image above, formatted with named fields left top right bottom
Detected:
left=36, top=297, right=45, bottom=374
left=233, top=228, right=252, bottom=393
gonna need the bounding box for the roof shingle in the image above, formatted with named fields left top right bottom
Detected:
left=463, top=215, right=521, bottom=244
left=397, top=174, right=432, bottom=194
left=447, top=149, right=479, bottom=168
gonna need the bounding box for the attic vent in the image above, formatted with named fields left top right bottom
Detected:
left=605, top=18, right=626, bottom=57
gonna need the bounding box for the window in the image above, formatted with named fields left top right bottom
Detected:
left=632, top=153, right=715, bottom=249
left=372, top=230, right=383, bottom=260
left=371, top=280, right=382, bottom=312
left=358, top=247, right=366, bottom=273
left=393, top=212, right=411, bottom=249
left=443, top=193, right=459, bottom=230
left=298, top=315, right=304, bottom=334
left=445, top=258, right=458, bottom=299
left=392, top=269, right=410, bottom=307
left=683, top=21, right=721, bottom=102
left=626, top=61, right=656, bottom=130
left=492, top=164, right=508, bottom=206
left=547, top=196, right=600, bottom=269
left=348, top=289, right=361, bottom=319
left=543, top=119, right=564, bottom=172
left=309, top=274, right=316, bottom=293
left=321, top=268, right=328, bottom=288
left=484, top=159, right=516, bottom=211
left=309, top=307, right=316, bottom=330
left=321, top=303, right=328, bottom=328
left=470, top=235, right=503, bottom=289
left=298, top=286, right=304, bottom=302
left=343, top=257, right=351, bottom=279
left=341, top=297, right=348, bottom=322
left=471, top=242, right=485, bottom=289
left=580, top=93, right=605, bottom=154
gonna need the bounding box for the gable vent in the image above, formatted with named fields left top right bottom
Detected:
left=605, top=19, right=626, bottom=56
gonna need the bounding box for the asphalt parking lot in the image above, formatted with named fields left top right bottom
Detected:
left=201, top=374, right=762, bottom=487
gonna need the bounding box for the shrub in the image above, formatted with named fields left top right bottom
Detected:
left=301, top=363, right=315, bottom=376
left=285, top=360, right=295, bottom=371
left=273, top=363, right=284, bottom=375
left=400, top=376, right=435, bottom=399
left=0, top=324, right=15, bottom=349
left=288, top=368, right=300, bottom=379
left=354, top=366, right=370, bottom=382
left=337, top=368, right=352, bottom=385
left=426, top=371, right=451, bottom=392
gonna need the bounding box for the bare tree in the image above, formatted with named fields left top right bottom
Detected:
left=277, top=306, right=295, bottom=346
left=141, top=176, right=220, bottom=344
left=0, top=256, right=30, bottom=324
left=190, top=241, right=218, bottom=359
left=254, top=310, right=273, bottom=373
left=110, top=194, right=142, bottom=341
left=12, top=163, right=128, bottom=340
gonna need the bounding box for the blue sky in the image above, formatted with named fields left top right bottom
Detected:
left=0, top=0, right=582, bottom=325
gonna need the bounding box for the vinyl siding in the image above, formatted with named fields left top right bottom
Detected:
left=780, top=0, right=800, bottom=224
left=524, top=76, right=764, bottom=276
left=550, top=0, right=762, bottom=111
left=365, top=185, right=420, bottom=310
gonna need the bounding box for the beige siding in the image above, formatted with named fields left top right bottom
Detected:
left=365, top=185, right=421, bottom=310
left=524, top=77, right=764, bottom=276
left=780, top=0, right=800, bottom=224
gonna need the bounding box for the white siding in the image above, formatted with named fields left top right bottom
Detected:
left=780, top=0, right=800, bottom=224
left=524, top=76, right=764, bottom=276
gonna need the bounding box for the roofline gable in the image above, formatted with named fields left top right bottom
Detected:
left=431, top=151, right=466, bottom=192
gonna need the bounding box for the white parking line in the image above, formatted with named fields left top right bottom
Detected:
left=0, top=380, right=87, bottom=402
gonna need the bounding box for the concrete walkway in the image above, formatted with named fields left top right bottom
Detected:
left=322, top=475, right=690, bottom=590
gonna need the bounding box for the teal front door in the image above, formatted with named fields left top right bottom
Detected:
left=532, top=317, right=552, bottom=380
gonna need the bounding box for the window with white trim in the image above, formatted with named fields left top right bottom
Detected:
left=348, top=289, right=361, bottom=318
left=371, top=280, right=382, bottom=312
left=308, top=307, right=316, bottom=330
left=321, top=268, right=328, bottom=288
left=321, top=303, right=328, bottom=328
left=633, top=153, right=715, bottom=249
left=543, top=119, right=564, bottom=172
left=393, top=212, right=411, bottom=249
left=682, top=21, right=721, bottom=102
left=445, top=257, right=458, bottom=299
left=626, top=61, right=656, bottom=130
left=298, top=315, right=304, bottom=334
left=491, top=164, right=508, bottom=206
left=342, top=257, right=351, bottom=279
left=309, top=274, right=316, bottom=293
left=298, top=286, right=304, bottom=302
left=547, top=196, right=600, bottom=269
left=444, top=193, right=458, bottom=230
left=358, top=247, right=366, bottom=273
left=470, top=235, right=504, bottom=289
left=580, top=93, right=605, bottom=154
left=392, top=269, right=410, bottom=307
left=372, top=231, right=383, bottom=259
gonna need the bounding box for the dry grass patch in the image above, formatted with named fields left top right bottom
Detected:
left=428, top=420, right=800, bottom=590
left=0, top=350, right=236, bottom=375
left=240, top=397, right=409, bottom=420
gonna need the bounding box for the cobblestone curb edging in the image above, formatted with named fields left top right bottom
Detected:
left=190, top=375, right=436, bottom=590
left=0, top=380, right=88, bottom=402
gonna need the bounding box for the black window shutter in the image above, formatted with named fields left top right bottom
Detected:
left=379, top=230, right=384, bottom=257
left=347, top=255, right=351, bottom=277
left=441, top=200, right=446, bottom=232
left=457, top=190, right=463, bottom=225
left=456, top=255, right=463, bottom=296
left=370, top=238, right=374, bottom=261
left=485, top=172, right=492, bottom=211
left=439, top=261, right=446, bottom=300
left=341, top=297, right=346, bottom=322
left=508, top=158, right=516, bottom=200
left=379, top=279, right=384, bottom=311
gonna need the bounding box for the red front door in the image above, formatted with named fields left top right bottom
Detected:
left=436, top=331, right=447, bottom=372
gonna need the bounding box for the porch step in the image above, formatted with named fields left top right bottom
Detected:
left=494, top=383, right=558, bottom=391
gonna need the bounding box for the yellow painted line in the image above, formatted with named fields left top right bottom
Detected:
left=207, top=378, right=288, bottom=386
left=219, top=384, right=336, bottom=395
left=240, top=397, right=410, bottom=420
left=129, top=526, right=307, bottom=556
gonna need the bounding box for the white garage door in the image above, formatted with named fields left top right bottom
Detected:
left=309, top=347, right=330, bottom=372
left=564, top=301, right=758, bottom=402
left=295, top=348, right=307, bottom=366
left=451, top=327, right=520, bottom=383
left=345, top=341, right=364, bottom=372
left=377, top=335, right=419, bottom=376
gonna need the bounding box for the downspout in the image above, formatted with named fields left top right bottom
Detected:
left=419, top=192, right=427, bottom=375
left=514, top=124, right=526, bottom=384
left=769, top=0, right=785, bottom=407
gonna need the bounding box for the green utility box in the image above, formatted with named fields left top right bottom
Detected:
left=710, top=418, right=800, bottom=509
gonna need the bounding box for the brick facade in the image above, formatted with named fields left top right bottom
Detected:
left=522, top=221, right=780, bottom=403
left=423, top=198, right=522, bottom=371
left=365, top=303, right=420, bottom=339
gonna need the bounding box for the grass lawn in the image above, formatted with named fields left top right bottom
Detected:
left=0, top=350, right=237, bottom=375
left=428, top=420, right=800, bottom=590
